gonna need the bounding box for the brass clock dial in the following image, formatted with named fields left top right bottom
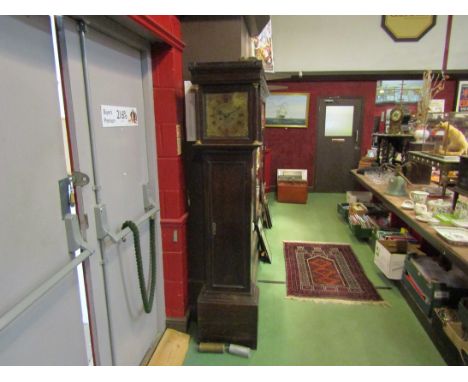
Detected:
left=205, top=92, right=249, bottom=138
left=390, top=108, right=403, bottom=122
left=388, top=107, right=404, bottom=134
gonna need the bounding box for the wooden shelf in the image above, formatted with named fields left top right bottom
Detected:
left=397, top=282, right=464, bottom=366
left=351, top=169, right=468, bottom=274
left=351, top=169, right=467, bottom=365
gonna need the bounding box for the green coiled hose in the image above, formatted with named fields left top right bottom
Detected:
left=121, top=217, right=156, bottom=314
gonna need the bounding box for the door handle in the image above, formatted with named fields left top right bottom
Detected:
left=331, top=138, right=345, bottom=142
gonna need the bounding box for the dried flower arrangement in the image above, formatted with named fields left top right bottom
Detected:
left=416, top=70, right=447, bottom=125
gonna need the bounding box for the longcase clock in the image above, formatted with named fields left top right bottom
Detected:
left=189, top=60, right=268, bottom=348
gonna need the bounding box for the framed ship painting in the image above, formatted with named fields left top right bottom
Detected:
left=265, top=93, right=310, bottom=128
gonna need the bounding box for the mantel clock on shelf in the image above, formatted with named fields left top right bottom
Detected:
left=388, top=106, right=403, bottom=134
left=189, top=60, right=268, bottom=348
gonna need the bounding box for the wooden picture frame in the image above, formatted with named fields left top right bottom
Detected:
left=456, top=81, right=468, bottom=112
left=256, top=218, right=272, bottom=263
left=265, top=93, right=310, bottom=128
left=381, top=15, right=437, bottom=42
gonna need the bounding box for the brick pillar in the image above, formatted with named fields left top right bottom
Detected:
left=152, top=42, right=190, bottom=332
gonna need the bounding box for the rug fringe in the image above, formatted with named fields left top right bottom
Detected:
left=285, top=295, right=391, bottom=307
left=283, top=240, right=350, bottom=246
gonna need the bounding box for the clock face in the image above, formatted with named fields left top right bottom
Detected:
left=204, top=92, right=249, bottom=138
left=390, top=108, right=403, bottom=122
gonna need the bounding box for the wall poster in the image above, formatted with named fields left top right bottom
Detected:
left=456, top=81, right=468, bottom=112
left=252, top=19, right=274, bottom=73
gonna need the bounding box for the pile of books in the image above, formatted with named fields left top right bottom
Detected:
left=348, top=214, right=377, bottom=229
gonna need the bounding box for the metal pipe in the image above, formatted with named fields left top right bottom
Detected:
left=78, top=21, right=102, bottom=205
left=0, top=249, right=94, bottom=332
left=77, top=21, right=116, bottom=365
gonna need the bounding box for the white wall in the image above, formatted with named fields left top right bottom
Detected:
left=271, top=15, right=467, bottom=73
left=448, top=15, right=468, bottom=70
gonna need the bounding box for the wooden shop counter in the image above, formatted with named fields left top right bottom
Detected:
left=351, top=169, right=468, bottom=274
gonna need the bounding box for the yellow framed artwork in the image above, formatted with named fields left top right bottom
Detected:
left=381, top=16, right=436, bottom=42
left=265, top=93, right=310, bottom=128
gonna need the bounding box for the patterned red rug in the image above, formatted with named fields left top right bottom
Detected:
left=284, top=242, right=382, bottom=303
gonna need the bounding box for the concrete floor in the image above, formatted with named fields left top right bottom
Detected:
left=183, top=193, right=445, bottom=365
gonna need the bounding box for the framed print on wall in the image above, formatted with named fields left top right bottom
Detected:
left=456, top=81, right=468, bottom=112
left=265, top=93, right=310, bottom=128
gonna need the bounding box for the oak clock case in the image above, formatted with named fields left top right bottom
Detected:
left=188, top=60, right=267, bottom=349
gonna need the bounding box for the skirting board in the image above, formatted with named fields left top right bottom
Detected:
left=166, top=309, right=190, bottom=333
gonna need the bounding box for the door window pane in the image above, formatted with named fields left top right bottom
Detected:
left=325, top=106, right=354, bottom=137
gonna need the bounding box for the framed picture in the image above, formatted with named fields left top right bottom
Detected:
left=456, top=81, right=468, bottom=112
left=381, top=16, right=436, bottom=42
left=255, top=218, right=272, bottom=264
left=265, top=93, right=310, bottom=128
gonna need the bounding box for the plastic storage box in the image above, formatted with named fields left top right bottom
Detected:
left=346, top=191, right=372, bottom=204
left=348, top=220, right=374, bottom=240
left=402, top=254, right=468, bottom=317
left=337, top=203, right=350, bottom=220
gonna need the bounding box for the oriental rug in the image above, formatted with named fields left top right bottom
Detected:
left=284, top=242, right=383, bottom=304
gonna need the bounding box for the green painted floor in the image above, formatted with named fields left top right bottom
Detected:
left=183, top=193, right=446, bottom=365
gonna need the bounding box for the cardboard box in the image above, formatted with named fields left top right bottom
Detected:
left=374, top=240, right=407, bottom=280
left=349, top=202, right=368, bottom=215
left=346, top=191, right=372, bottom=204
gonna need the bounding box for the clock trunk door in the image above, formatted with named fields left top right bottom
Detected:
left=203, top=150, right=253, bottom=293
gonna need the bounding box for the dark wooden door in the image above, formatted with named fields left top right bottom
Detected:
left=315, top=98, right=363, bottom=192
left=203, top=149, right=254, bottom=293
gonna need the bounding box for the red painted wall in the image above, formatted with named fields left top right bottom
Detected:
left=264, top=79, right=458, bottom=189
left=265, top=81, right=377, bottom=189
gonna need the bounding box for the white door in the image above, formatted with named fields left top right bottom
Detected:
left=58, top=16, right=165, bottom=365
left=0, top=16, right=89, bottom=365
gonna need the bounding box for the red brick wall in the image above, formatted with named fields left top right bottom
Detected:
left=130, top=16, right=188, bottom=318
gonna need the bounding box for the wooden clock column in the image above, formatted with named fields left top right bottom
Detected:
left=189, top=61, right=268, bottom=349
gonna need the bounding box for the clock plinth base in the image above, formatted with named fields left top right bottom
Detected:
left=197, top=285, right=259, bottom=349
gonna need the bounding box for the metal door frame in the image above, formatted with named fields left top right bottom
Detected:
left=0, top=15, right=90, bottom=365
left=55, top=16, right=164, bottom=365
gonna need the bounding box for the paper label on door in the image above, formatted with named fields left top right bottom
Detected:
left=101, top=105, right=138, bottom=127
